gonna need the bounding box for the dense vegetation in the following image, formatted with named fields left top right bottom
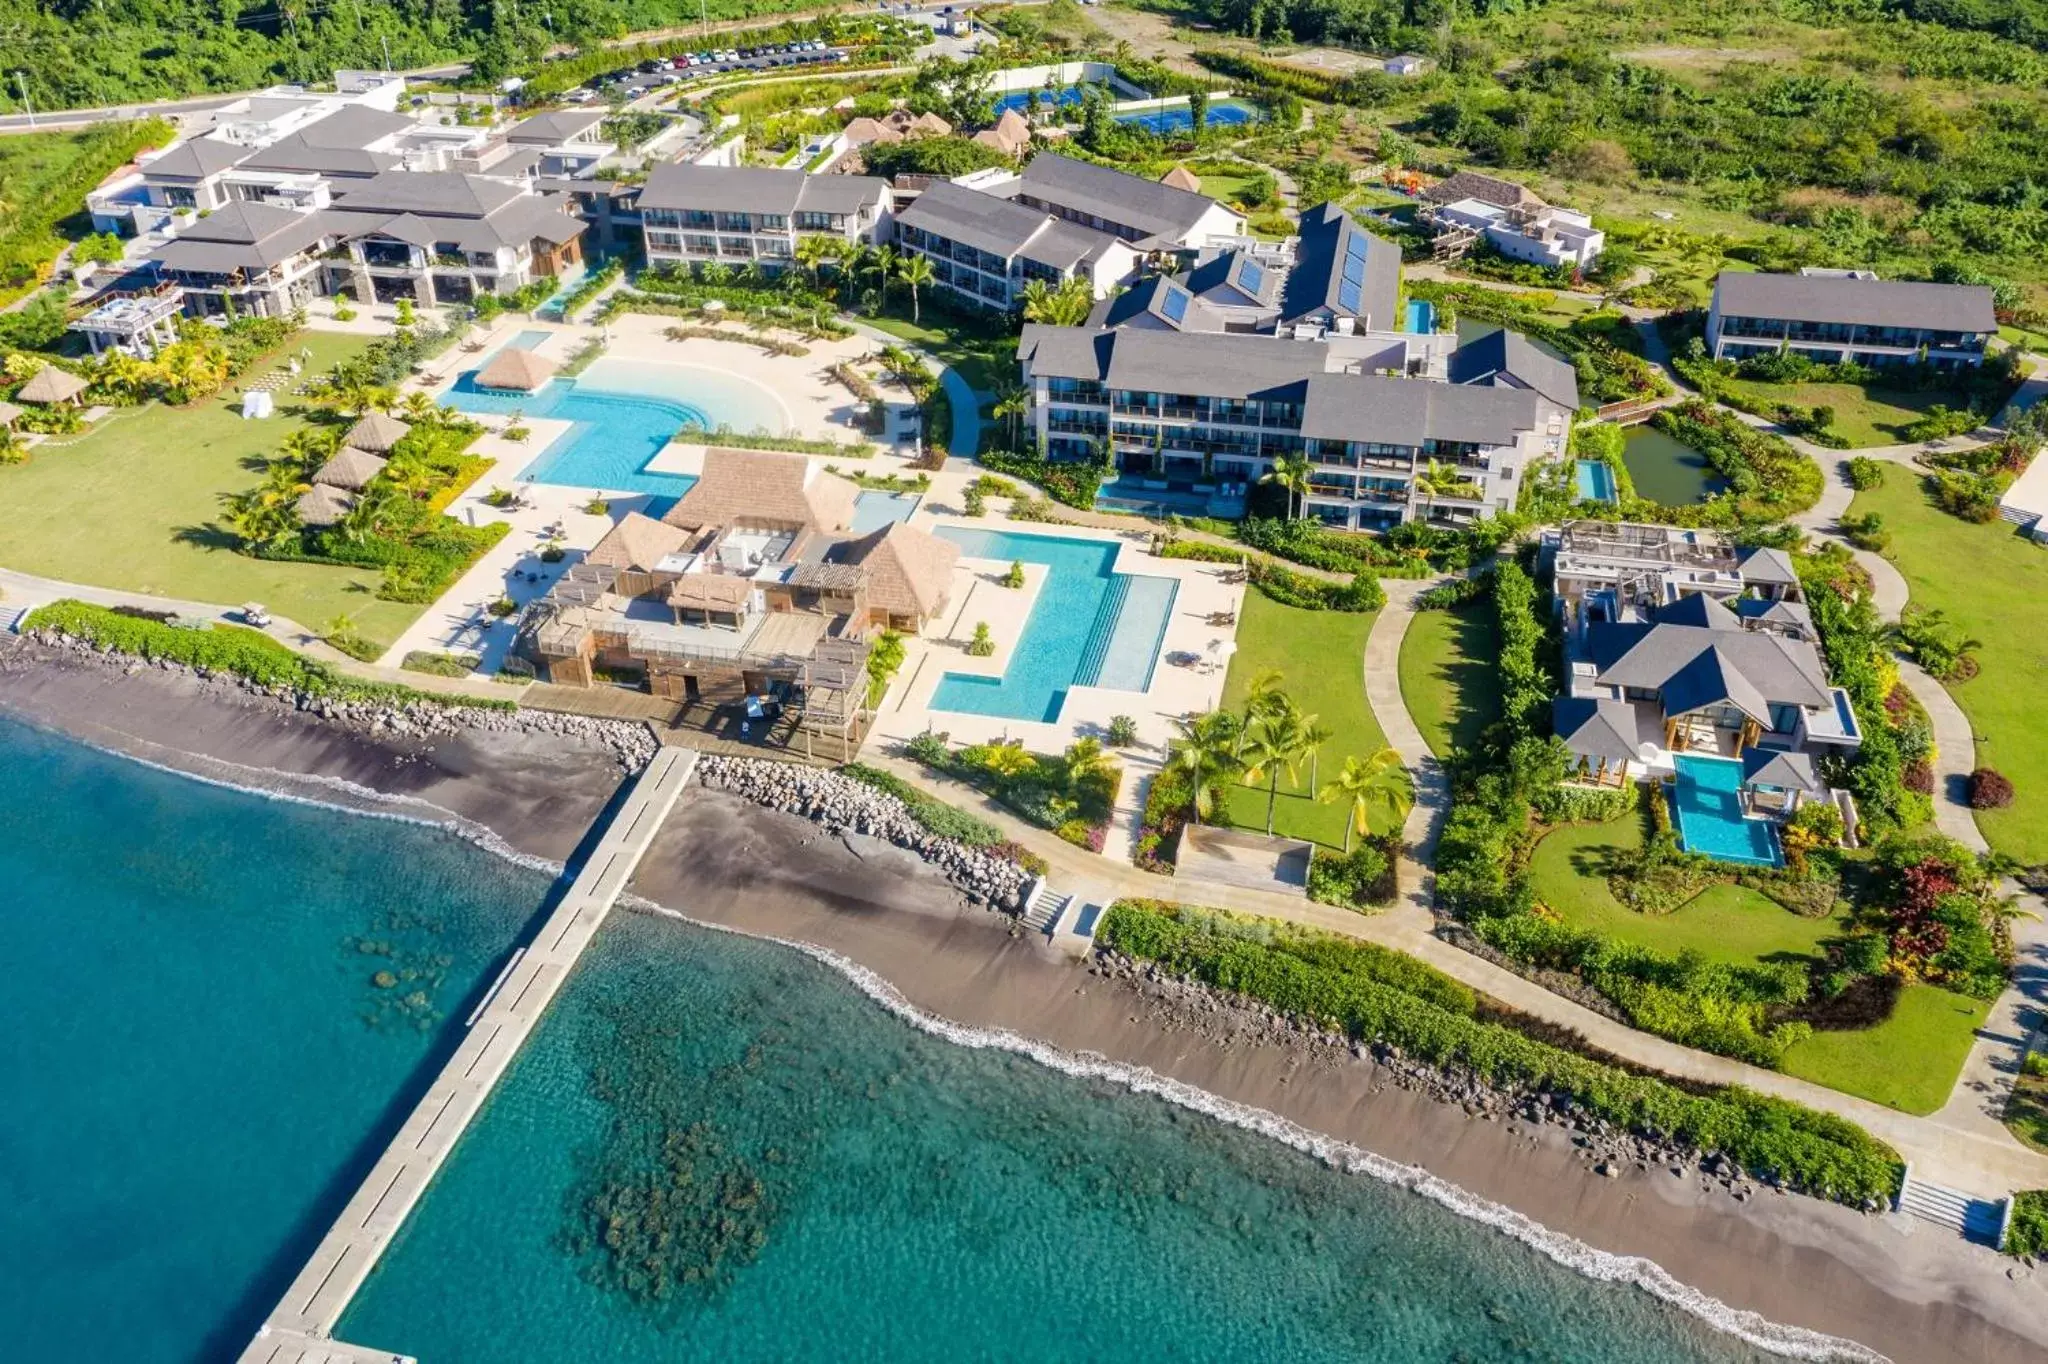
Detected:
left=21, top=600, right=512, bottom=710
left=0, top=120, right=172, bottom=302
left=1098, top=897, right=1900, bottom=1205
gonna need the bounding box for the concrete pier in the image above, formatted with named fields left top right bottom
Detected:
left=239, top=748, right=699, bottom=1364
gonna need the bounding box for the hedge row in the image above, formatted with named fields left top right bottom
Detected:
left=22, top=601, right=514, bottom=711
left=1097, top=900, right=1900, bottom=1205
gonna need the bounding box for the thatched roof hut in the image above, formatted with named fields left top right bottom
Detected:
left=16, top=365, right=88, bottom=405
left=842, top=522, right=959, bottom=623
left=586, top=513, right=695, bottom=573
left=0, top=400, right=21, bottom=428
left=310, top=445, right=389, bottom=491
left=474, top=346, right=559, bottom=393
left=295, top=483, right=355, bottom=528
left=661, top=448, right=858, bottom=535
left=343, top=410, right=412, bottom=453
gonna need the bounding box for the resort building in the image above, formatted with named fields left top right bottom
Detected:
left=636, top=164, right=891, bottom=272
left=1545, top=521, right=1862, bottom=851
left=892, top=179, right=1141, bottom=311
left=519, top=449, right=961, bottom=752
left=1705, top=270, right=1998, bottom=370
left=1005, top=152, right=1246, bottom=250
left=502, top=110, right=614, bottom=179
left=70, top=288, right=187, bottom=357
left=316, top=172, right=588, bottom=306
left=136, top=200, right=338, bottom=319
left=1422, top=170, right=1605, bottom=270
left=1016, top=325, right=1552, bottom=527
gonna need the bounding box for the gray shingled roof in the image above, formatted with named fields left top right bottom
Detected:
left=506, top=110, right=608, bottom=144
left=1553, top=697, right=1653, bottom=763
left=1661, top=645, right=1775, bottom=724
left=1090, top=276, right=1225, bottom=332
left=144, top=137, right=254, bottom=179
left=1184, top=248, right=1282, bottom=309
left=1282, top=202, right=1401, bottom=329
left=1734, top=597, right=1813, bottom=632
left=1737, top=545, right=1802, bottom=587
left=332, top=171, right=527, bottom=217
left=1448, top=327, right=1581, bottom=413
left=636, top=163, right=886, bottom=218
left=1017, top=152, right=1226, bottom=242
left=1302, top=373, right=1540, bottom=446
left=896, top=179, right=1116, bottom=268
left=1592, top=622, right=1832, bottom=711
left=1655, top=593, right=1743, bottom=631
left=1741, top=746, right=1825, bottom=792
left=1713, top=271, right=1995, bottom=333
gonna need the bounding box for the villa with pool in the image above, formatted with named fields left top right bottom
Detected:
left=1546, top=521, right=1864, bottom=866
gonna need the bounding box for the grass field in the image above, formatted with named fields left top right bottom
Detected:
left=1779, top=985, right=1991, bottom=1115
left=0, top=331, right=429, bottom=651
left=2007, top=1064, right=2048, bottom=1154
left=1707, top=377, right=1983, bottom=448
left=1526, top=815, right=1840, bottom=964
left=860, top=307, right=1011, bottom=396
left=1850, top=477, right=2048, bottom=865
left=1396, top=600, right=1501, bottom=758
left=1217, top=593, right=1385, bottom=849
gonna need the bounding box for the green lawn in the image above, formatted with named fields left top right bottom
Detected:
left=1396, top=600, right=1501, bottom=758
left=1780, top=985, right=1991, bottom=1115
left=860, top=306, right=1012, bottom=396
left=1711, top=376, right=1993, bottom=447
left=0, top=331, right=428, bottom=650
left=1850, top=477, right=2048, bottom=865
left=2006, top=1066, right=2048, bottom=1154
left=1217, top=593, right=1385, bottom=849
left=1527, top=816, right=1841, bottom=964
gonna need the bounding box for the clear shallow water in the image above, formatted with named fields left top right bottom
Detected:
left=1577, top=458, right=1619, bottom=503
left=928, top=528, right=1174, bottom=723
left=849, top=489, right=921, bottom=535
left=1670, top=755, right=1782, bottom=867
left=0, top=713, right=552, bottom=1364
left=337, top=910, right=1773, bottom=1364
left=442, top=357, right=788, bottom=507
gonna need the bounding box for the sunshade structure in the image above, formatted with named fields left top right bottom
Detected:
left=16, top=366, right=89, bottom=405
left=343, top=410, right=412, bottom=453
left=474, top=345, right=559, bottom=392
left=310, top=445, right=389, bottom=491
left=295, top=483, right=355, bottom=528
left=839, top=522, right=960, bottom=629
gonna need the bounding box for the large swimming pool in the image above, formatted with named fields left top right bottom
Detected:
left=443, top=356, right=788, bottom=507
left=1668, top=755, right=1781, bottom=867
left=930, top=528, right=1176, bottom=723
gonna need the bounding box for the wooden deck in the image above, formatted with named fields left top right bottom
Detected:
left=522, top=681, right=862, bottom=766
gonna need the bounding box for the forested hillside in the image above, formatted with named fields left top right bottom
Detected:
left=0, top=0, right=818, bottom=108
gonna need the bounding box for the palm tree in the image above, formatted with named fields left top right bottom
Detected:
left=1241, top=667, right=1286, bottom=724
left=1164, top=710, right=1243, bottom=826
left=398, top=390, right=442, bottom=426
left=1300, top=714, right=1332, bottom=791
left=990, top=381, right=1029, bottom=448
left=1018, top=277, right=1054, bottom=322
left=1260, top=451, right=1313, bottom=519
left=896, top=252, right=936, bottom=324
left=1238, top=706, right=1314, bottom=836
left=794, top=234, right=833, bottom=291
left=1413, top=459, right=1479, bottom=519
left=1062, top=735, right=1116, bottom=799
left=1318, top=750, right=1415, bottom=853
left=864, top=245, right=900, bottom=307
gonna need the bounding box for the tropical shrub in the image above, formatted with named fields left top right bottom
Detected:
left=1307, top=839, right=1396, bottom=911
left=1845, top=457, right=1888, bottom=490
left=1970, top=768, right=2016, bottom=809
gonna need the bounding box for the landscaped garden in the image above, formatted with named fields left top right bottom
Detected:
left=0, top=330, right=438, bottom=649
left=1848, top=474, right=2048, bottom=866
left=1396, top=598, right=1501, bottom=758
left=1215, top=592, right=1385, bottom=850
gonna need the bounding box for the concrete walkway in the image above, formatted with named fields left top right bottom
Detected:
left=1363, top=578, right=1454, bottom=921
left=240, top=749, right=698, bottom=1364
left=865, top=750, right=2048, bottom=1196
left=0, top=565, right=524, bottom=703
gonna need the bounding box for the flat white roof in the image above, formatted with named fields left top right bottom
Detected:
left=2001, top=452, right=2048, bottom=523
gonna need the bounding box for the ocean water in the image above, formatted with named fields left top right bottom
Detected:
left=0, top=713, right=553, bottom=1363
left=0, top=712, right=1809, bottom=1363
left=338, top=908, right=1780, bottom=1363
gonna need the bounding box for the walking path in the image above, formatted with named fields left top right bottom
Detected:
left=0, top=565, right=524, bottom=703
left=865, top=749, right=2048, bottom=1196
left=239, top=748, right=698, bottom=1364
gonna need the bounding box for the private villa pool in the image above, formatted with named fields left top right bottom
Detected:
left=1668, top=755, right=1782, bottom=867
left=930, top=528, right=1177, bottom=723
left=1575, top=459, right=1618, bottom=504
left=443, top=355, right=788, bottom=509
left=1404, top=299, right=1436, bottom=334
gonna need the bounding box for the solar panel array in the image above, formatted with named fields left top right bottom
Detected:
left=1160, top=284, right=1190, bottom=323
left=1235, top=257, right=1265, bottom=297
left=1337, top=231, right=1370, bottom=316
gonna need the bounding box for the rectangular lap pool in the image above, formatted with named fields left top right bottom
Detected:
left=1668, top=755, right=1781, bottom=867
left=1575, top=459, right=1618, bottom=504
left=930, top=528, right=1176, bottom=723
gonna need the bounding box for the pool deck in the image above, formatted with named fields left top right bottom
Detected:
left=236, top=748, right=699, bottom=1364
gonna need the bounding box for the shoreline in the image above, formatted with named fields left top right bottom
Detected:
left=2, top=639, right=2043, bottom=1363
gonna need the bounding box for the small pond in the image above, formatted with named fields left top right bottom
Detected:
left=1622, top=426, right=1725, bottom=506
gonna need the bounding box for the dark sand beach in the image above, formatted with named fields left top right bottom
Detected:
left=3, top=637, right=2043, bottom=1364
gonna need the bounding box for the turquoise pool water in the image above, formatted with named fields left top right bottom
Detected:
left=443, top=356, right=786, bottom=508
left=1669, top=755, right=1782, bottom=867
left=1405, top=299, right=1436, bottom=333
left=929, top=528, right=1176, bottom=722
left=850, top=490, right=921, bottom=535
left=0, top=713, right=553, bottom=1363
left=509, top=327, right=554, bottom=351
left=335, top=908, right=1773, bottom=1364
left=1576, top=458, right=1618, bottom=503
